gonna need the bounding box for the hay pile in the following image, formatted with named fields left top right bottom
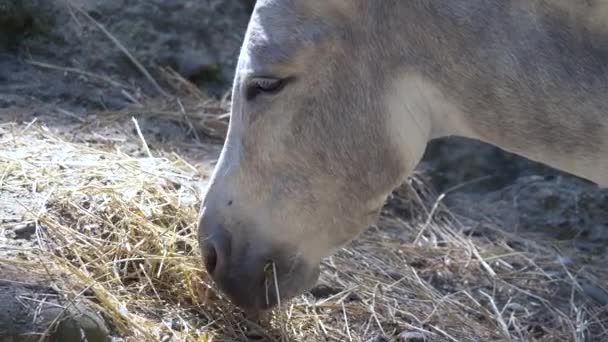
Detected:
left=0, top=108, right=606, bottom=341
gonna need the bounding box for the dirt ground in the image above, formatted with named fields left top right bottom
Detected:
left=1, top=1, right=607, bottom=341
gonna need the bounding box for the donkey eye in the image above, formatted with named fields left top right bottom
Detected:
left=255, top=77, right=284, bottom=91
left=245, top=77, right=287, bottom=100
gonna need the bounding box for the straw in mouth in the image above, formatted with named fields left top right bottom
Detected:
left=264, top=261, right=281, bottom=309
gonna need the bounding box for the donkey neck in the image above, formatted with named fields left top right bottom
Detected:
left=385, top=0, right=608, bottom=186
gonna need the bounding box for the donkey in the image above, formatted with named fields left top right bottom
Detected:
left=198, top=0, right=608, bottom=311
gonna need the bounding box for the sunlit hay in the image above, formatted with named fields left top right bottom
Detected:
left=1, top=114, right=607, bottom=341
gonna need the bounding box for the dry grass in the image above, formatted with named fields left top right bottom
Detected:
left=1, top=103, right=607, bottom=341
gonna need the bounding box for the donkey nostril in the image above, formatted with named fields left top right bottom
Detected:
left=203, top=244, right=218, bottom=275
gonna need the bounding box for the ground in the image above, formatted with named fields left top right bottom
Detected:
left=1, top=1, right=607, bottom=341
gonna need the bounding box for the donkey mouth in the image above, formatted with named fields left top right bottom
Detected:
left=209, top=254, right=321, bottom=312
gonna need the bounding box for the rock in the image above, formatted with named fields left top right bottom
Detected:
left=369, top=334, right=389, bottom=342
left=397, top=331, right=427, bottom=342
left=0, top=1, right=31, bottom=37
left=11, top=222, right=36, bottom=240
left=582, top=283, right=608, bottom=306
left=0, top=263, right=110, bottom=342
left=309, top=284, right=344, bottom=299
left=0, top=0, right=53, bottom=50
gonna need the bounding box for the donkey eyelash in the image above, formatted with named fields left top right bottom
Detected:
left=255, top=77, right=283, bottom=91
left=245, top=77, right=289, bottom=101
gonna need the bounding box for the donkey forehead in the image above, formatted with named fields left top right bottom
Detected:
left=243, top=0, right=353, bottom=70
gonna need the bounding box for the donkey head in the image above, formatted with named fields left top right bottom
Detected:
left=198, top=0, right=431, bottom=311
